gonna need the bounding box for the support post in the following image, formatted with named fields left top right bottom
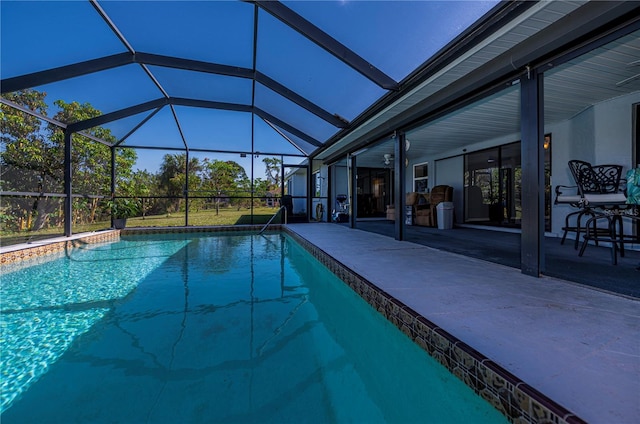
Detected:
left=185, top=150, right=189, bottom=226
left=307, top=164, right=313, bottom=223
left=110, top=146, right=116, bottom=228
left=64, top=130, right=72, bottom=237
left=250, top=153, right=255, bottom=225
left=520, top=69, right=545, bottom=276
left=394, top=132, right=406, bottom=240
left=349, top=154, right=357, bottom=228
left=327, top=165, right=334, bottom=223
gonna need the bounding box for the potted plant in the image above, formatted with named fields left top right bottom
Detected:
left=110, top=198, right=138, bottom=229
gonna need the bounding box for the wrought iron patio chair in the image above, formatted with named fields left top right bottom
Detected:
left=556, top=160, right=621, bottom=248
left=555, top=182, right=588, bottom=249
left=570, top=161, right=628, bottom=264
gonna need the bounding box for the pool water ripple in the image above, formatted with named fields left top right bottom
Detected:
left=0, top=237, right=191, bottom=412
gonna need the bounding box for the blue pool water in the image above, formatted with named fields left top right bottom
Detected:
left=1, top=233, right=507, bottom=423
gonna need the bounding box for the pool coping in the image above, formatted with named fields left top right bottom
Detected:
left=0, top=226, right=586, bottom=424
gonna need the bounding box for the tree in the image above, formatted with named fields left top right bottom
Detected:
left=252, top=178, right=271, bottom=207
left=263, top=157, right=282, bottom=193
left=1, top=91, right=50, bottom=186
left=1, top=91, right=138, bottom=231
left=202, top=159, right=250, bottom=214
left=157, top=153, right=202, bottom=212
left=0, top=90, right=50, bottom=230
left=50, top=100, right=136, bottom=227
left=128, top=169, right=157, bottom=218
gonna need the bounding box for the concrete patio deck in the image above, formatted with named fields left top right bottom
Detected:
left=287, top=223, right=640, bottom=424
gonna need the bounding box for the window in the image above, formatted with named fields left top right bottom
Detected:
left=413, top=162, right=428, bottom=192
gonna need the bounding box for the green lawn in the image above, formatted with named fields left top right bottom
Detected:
left=126, top=206, right=283, bottom=227
left=0, top=206, right=285, bottom=247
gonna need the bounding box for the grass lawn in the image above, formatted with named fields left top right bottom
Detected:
left=0, top=206, right=286, bottom=247
left=127, top=206, right=283, bottom=227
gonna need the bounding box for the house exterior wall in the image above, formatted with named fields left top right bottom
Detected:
left=332, top=164, right=350, bottom=216
left=433, top=156, right=464, bottom=224
left=594, top=93, right=638, bottom=167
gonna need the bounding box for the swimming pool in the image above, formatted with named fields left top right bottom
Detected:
left=1, top=232, right=507, bottom=423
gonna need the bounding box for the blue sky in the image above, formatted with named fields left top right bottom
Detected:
left=1, top=0, right=498, bottom=177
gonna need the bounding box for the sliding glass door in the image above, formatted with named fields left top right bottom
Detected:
left=356, top=167, right=391, bottom=218
left=464, top=139, right=551, bottom=230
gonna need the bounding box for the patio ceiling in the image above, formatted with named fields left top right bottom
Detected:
left=0, top=0, right=501, bottom=161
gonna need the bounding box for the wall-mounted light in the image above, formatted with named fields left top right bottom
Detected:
left=543, top=137, right=551, bottom=150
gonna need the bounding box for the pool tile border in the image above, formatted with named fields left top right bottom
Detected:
left=285, top=228, right=587, bottom=424
left=0, top=230, right=121, bottom=267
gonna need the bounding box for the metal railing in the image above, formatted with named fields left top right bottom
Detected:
left=258, top=206, right=287, bottom=235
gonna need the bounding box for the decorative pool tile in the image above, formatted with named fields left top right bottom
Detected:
left=0, top=231, right=120, bottom=267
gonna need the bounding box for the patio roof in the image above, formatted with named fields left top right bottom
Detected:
left=1, top=0, right=501, bottom=161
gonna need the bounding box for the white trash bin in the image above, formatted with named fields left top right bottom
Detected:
left=436, top=202, right=454, bottom=229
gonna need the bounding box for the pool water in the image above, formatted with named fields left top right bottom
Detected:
left=1, top=233, right=507, bottom=423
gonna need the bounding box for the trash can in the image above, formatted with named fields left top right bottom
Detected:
left=436, top=202, right=454, bottom=229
